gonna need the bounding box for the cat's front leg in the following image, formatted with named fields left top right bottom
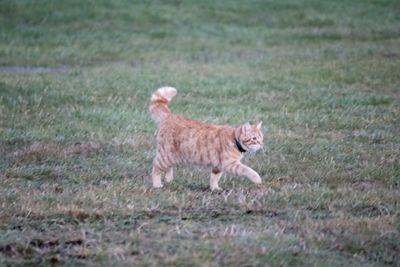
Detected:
left=223, top=162, right=262, bottom=184
left=210, top=167, right=223, bottom=191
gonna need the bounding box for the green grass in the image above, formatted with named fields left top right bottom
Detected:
left=1, top=0, right=400, bottom=266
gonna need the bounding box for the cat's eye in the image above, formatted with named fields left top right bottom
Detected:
left=252, top=137, right=257, bottom=140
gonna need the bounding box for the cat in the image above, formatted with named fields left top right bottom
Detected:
left=149, top=87, right=264, bottom=191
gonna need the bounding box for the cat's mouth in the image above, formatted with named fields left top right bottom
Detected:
left=248, top=144, right=262, bottom=153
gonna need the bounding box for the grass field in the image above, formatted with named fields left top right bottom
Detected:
left=1, top=0, right=400, bottom=266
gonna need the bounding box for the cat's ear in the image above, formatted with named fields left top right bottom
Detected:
left=256, top=121, right=262, bottom=130
left=242, top=122, right=251, bottom=133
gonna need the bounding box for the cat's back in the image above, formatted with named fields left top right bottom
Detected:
left=158, top=112, right=233, bottom=145
left=160, top=113, right=209, bottom=132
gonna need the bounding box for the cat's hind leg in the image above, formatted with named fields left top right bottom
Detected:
left=165, top=167, right=174, bottom=183
left=151, top=155, right=170, bottom=188
left=210, top=167, right=223, bottom=191
left=151, top=165, right=163, bottom=188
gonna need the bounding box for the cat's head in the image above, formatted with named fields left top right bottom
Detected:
left=236, top=122, right=264, bottom=153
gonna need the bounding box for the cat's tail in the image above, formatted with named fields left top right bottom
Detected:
left=149, top=86, right=177, bottom=124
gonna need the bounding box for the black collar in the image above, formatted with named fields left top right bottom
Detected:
left=235, top=138, right=247, bottom=153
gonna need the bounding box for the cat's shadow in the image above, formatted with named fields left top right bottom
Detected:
left=167, top=182, right=210, bottom=192
left=165, top=182, right=240, bottom=195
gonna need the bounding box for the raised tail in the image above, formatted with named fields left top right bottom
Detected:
left=149, top=86, right=177, bottom=124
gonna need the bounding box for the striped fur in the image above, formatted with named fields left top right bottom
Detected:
left=149, top=87, right=264, bottom=190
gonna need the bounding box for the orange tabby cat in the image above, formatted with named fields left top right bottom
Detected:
left=149, top=87, right=264, bottom=190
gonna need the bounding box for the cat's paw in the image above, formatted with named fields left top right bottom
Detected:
left=165, top=175, right=174, bottom=183
left=165, top=169, right=174, bottom=183
left=153, top=183, right=164, bottom=188
left=252, top=175, right=262, bottom=184
left=211, top=186, right=223, bottom=192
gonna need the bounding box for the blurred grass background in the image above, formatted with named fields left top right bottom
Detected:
left=1, top=0, right=399, bottom=266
